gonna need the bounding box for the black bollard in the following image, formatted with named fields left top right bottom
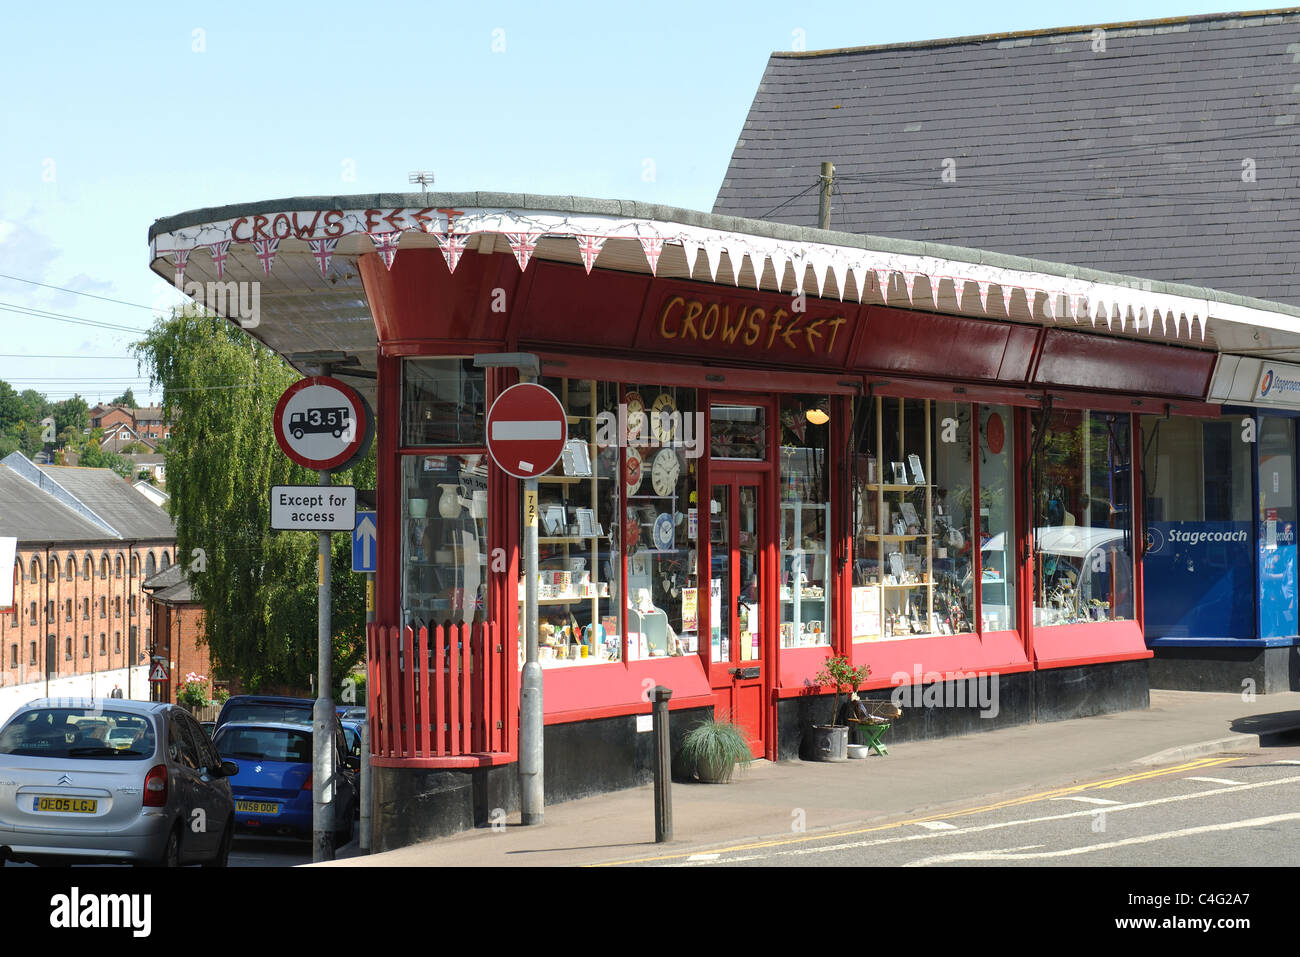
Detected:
left=651, top=685, right=673, bottom=843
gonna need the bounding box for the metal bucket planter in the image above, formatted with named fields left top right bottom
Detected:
left=810, top=724, right=849, bottom=761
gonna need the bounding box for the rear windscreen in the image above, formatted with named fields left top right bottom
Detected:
left=213, top=727, right=312, bottom=763
left=222, top=704, right=312, bottom=726
left=0, top=709, right=156, bottom=759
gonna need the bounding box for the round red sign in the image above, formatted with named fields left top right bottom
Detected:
left=485, top=383, right=567, bottom=480
left=273, top=376, right=371, bottom=471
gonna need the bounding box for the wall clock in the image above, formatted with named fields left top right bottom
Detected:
left=651, top=447, right=680, bottom=497
left=625, top=446, right=644, bottom=496
left=652, top=512, right=675, bottom=551
left=650, top=392, right=677, bottom=444
left=625, top=391, right=645, bottom=438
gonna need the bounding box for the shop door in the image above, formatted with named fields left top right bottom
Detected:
left=708, top=476, right=768, bottom=757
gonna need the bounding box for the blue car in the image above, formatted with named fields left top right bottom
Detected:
left=211, top=721, right=356, bottom=845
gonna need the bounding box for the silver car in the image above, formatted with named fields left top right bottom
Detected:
left=0, top=698, right=238, bottom=867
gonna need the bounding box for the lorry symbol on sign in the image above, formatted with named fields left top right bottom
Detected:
left=290, top=406, right=351, bottom=440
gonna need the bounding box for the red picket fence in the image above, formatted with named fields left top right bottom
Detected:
left=368, top=621, right=509, bottom=760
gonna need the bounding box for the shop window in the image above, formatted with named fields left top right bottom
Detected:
left=777, top=395, right=832, bottom=648
left=1256, top=416, right=1297, bottom=638
left=979, top=406, right=1017, bottom=631
left=401, top=453, right=489, bottom=632
left=853, top=397, right=979, bottom=639
left=1030, top=409, right=1134, bottom=626
left=402, top=358, right=485, bottom=447
left=619, top=382, right=700, bottom=664
left=1141, top=414, right=1253, bottom=639
left=711, top=404, right=766, bottom=460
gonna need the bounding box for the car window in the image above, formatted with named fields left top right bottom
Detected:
left=0, top=708, right=155, bottom=759
left=179, top=714, right=216, bottom=770
left=213, top=726, right=313, bottom=763
left=169, top=715, right=202, bottom=769
left=221, top=703, right=312, bottom=726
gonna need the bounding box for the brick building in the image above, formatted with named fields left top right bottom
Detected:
left=141, top=563, right=212, bottom=703
left=0, top=452, right=175, bottom=696
left=89, top=403, right=170, bottom=443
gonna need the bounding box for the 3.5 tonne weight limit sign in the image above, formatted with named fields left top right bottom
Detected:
left=273, top=376, right=372, bottom=471
left=486, top=383, right=567, bottom=479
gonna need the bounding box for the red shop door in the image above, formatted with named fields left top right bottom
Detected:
left=708, top=474, right=769, bottom=757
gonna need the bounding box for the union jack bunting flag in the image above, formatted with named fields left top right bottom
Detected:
left=253, top=237, right=279, bottom=276
left=639, top=237, right=664, bottom=276
left=368, top=231, right=402, bottom=271
left=308, top=238, right=338, bottom=277
left=208, top=240, right=231, bottom=279
left=977, top=280, right=990, bottom=311
left=437, top=232, right=471, bottom=274
left=504, top=232, right=541, bottom=272
left=876, top=270, right=890, bottom=304
left=576, top=234, right=605, bottom=274
left=172, top=249, right=190, bottom=284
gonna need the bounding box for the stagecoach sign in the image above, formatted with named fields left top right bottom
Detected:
left=273, top=376, right=372, bottom=471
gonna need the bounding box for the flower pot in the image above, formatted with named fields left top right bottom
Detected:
left=810, top=724, right=849, bottom=762
left=695, top=753, right=736, bottom=784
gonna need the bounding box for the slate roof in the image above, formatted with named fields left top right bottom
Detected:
left=0, top=467, right=109, bottom=543
left=713, top=9, right=1300, bottom=307
left=40, top=467, right=175, bottom=540
left=142, top=563, right=192, bottom=603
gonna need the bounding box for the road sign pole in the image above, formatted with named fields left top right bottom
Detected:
left=360, top=570, right=373, bottom=854
left=521, top=474, right=543, bottom=825
left=313, top=466, right=336, bottom=864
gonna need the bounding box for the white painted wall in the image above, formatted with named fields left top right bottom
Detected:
left=0, top=666, right=151, bottom=727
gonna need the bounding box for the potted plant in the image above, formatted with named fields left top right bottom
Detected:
left=809, top=655, right=871, bottom=761
left=677, top=714, right=753, bottom=784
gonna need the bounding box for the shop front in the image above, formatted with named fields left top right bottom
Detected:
left=150, top=193, right=1281, bottom=849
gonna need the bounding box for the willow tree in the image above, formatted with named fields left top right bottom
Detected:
left=134, top=310, right=374, bottom=693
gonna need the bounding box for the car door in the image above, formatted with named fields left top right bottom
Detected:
left=177, top=712, right=228, bottom=860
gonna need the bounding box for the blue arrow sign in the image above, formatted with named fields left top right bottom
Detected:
left=352, top=511, right=377, bottom=573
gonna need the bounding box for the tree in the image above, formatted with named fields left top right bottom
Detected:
left=78, top=442, right=132, bottom=479
left=0, top=380, right=21, bottom=433
left=53, top=395, right=90, bottom=436
left=16, top=389, right=49, bottom=425
left=134, top=310, right=374, bottom=691
left=110, top=388, right=137, bottom=408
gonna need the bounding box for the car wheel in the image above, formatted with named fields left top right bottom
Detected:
left=151, top=826, right=181, bottom=868
left=203, top=817, right=233, bottom=868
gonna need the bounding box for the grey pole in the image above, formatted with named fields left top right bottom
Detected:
left=818, top=161, right=835, bottom=231
left=652, top=686, right=673, bottom=843
left=360, top=571, right=374, bottom=853
left=312, top=466, right=337, bottom=863
left=520, top=472, right=543, bottom=824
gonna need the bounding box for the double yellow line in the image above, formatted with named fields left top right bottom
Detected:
left=587, top=755, right=1245, bottom=866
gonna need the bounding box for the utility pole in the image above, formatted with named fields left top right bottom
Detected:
left=818, top=161, right=835, bottom=231
left=312, top=362, right=336, bottom=864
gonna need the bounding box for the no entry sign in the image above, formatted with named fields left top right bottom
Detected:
left=273, top=376, right=373, bottom=471
left=486, top=383, right=567, bottom=479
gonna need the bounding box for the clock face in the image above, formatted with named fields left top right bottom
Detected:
left=625, top=391, right=645, bottom=438
left=625, top=447, right=644, bottom=496
left=651, top=447, right=680, bottom=497
left=650, top=392, right=677, bottom=444
left=652, top=512, right=675, bottom=551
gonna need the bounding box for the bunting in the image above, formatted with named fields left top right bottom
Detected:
left=309, top=238, right=338, bottom=277
left=368, top=231, right=403, bottom=271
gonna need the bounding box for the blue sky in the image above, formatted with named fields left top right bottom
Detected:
left=0, top=0, right=1241, bottom=404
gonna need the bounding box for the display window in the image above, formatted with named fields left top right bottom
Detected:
left=1030, top=409, right=1134, bottom=626
left=518, top=378, right=701, bottom=668
left=778, top=395, right=832, bottom=648
left=402, top=358, right=485, bottom=447
left=1256, top=415, right=1297, bottom=638
left=852, top=397, right=1012, bottom=640
left=1141, top=413, right=1253, bottom=638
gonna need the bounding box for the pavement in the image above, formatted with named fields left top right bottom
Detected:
left=320, top=688, right=1300, bottom=867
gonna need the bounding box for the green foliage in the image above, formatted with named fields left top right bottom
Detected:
left=111, top=388, right=137, bottom=408
left=133, top=310, right=375, bottom=693
left=678, top=715, right=753, bottom=783
left=78, top=442, right=132, bottom=479
left=813, top=654, right=872, bottom=728
left=53, top=395, right=89, bottom=435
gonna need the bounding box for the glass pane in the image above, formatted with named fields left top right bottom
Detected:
left=931, top=401, right=974, bottom=635
left=779, top=395, right=830, bottom=647
left=738, top=486, right=762, bottom=661
left=1258, top=416, right=1297, bottom=639
left=401, top=454, right=489, bottom=631
left=710, top=485, right=730, bottom=662
left=622, top=384, right=701, bottom=660
left=1031, top=410, right=1134, bottom=625
left=711, top=405, right=766, bottom=460
left=402, top=358, right=485, bottom=447
left=978, top=405, right=1016, bottom=631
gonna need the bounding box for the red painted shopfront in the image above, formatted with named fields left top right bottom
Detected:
left=361, top=245, right=1216, bottom=770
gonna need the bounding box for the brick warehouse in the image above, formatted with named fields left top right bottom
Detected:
left=0, top=451, right=175, bottom=697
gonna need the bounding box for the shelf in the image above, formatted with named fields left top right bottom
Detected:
left=866, top=483, right=932, bottom=492
left=880, top=582, right=932, bottom=589
left=538, top=476, right=585, bottom=484
left=538, top=536, right=595, bottom=544
left=781, top=595, right=826, bottom=603
left=864, top=534, right=931, bottom=542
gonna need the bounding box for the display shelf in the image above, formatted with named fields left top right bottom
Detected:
left=779, top=497, right=831, bottom=648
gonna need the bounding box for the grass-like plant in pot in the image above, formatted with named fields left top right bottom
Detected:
left=678, top=714, right=753, bottom=784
